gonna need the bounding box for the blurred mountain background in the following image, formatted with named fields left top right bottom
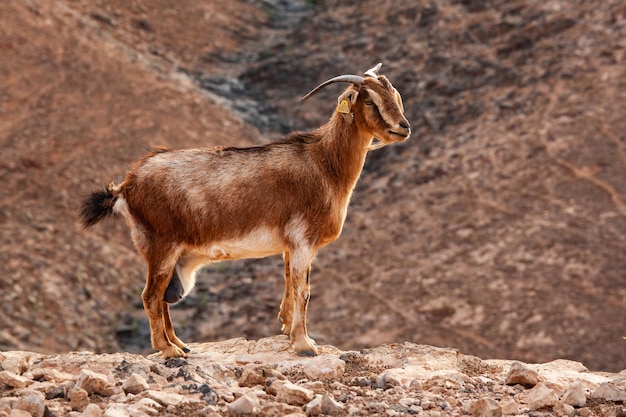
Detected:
left=1, top=0, right=625, bottom=372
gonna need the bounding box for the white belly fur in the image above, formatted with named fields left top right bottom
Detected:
left=198, top=227, right=285, bottom=261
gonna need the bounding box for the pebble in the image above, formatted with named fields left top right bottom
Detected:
left=562, top=380, right=587, bottom=407
left=121, top=373, right=149, bottom=395
left=69, top=388, right=90, bottom=411
left=14, top=390, right=45, bottom=417
left=80, top=403, right=103, bottom=417
left=0, top=371, right=32, bottom=389
left=527, top=382, right=558, bottom=410
left=469, top=398, right=501, bottom=417
left=301, top=355, right=345, bottom=380
left=592, top=382, right=626, bottom=402
left=75, top=370, right=110, bottom=396
left=505, top=361, right=538, bottom=387
left=271, top=380, right=315, bottom=406
left=227, top=393, right=259, bottom=416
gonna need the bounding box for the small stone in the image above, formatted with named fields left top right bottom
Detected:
left=261, top=403, right=304, bottom=416
left=81, top=403, right=102, bottom=417
left=271, top=380, right=315, bottom=406
left=0, top=371, right=32, bottom=389
left=238, top=364, right=276, bottom=388
left=554, top=402, right=575, bottom=416
left=592, top=382, right=626, bottom=402
left=501, top=400, right=519, bottom=415
left=227, top=393, right=259, bottom=416
left=75, top=370, right=110, bottom=396
left=505, top=362, right=538, bottom=388
left=320, top=394, right=344, bottom=415
left=305, top=395, right=322, bottom=416
left=469, top=398, right=502, bottom=417
left=122, top=373, right=149, bottom=395
left=14, top=390, right=45, bottom=417
left=143, top=390, right=184, bottom=407
left=562, top=381, right=586, bottom=407
left=103, top=404, right=130, bottom=417
left=70, top=387, right=90, bottom=412
left=528, top=382, right=558, bottom=410
left=300, top=381, right=326, bottom=395
left=301, top=355, right=345, bottom=380
left=130, top=398, right=162, bottom=415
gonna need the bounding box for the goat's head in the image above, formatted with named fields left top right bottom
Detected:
left=302, top=63, right=411, bottom=149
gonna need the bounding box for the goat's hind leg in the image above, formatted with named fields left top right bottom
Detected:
left=142, top=258, right=188, bottom=359
left=278, top=250, right=295, bottom=335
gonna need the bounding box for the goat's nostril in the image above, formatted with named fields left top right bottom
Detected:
left=400, top=121, right=410, bottom=130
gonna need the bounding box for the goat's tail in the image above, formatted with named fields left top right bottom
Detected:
left=79, top=182, right=120, bottom=228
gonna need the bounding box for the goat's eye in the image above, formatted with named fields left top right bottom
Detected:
left=364, top=98, right=374, bottom=106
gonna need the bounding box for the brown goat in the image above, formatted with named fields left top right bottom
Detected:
left=80, top=63, right=411, bottom=359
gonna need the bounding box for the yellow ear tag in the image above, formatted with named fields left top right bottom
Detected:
left=336, top=99, right=351, bottom=114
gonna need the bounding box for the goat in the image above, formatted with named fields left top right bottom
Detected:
left=80, top=63, right=411, bottom=359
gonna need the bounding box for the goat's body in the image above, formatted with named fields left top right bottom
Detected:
left=116, top=125, right=361, bottom=262
left=81, top=65, right=410, bottom=359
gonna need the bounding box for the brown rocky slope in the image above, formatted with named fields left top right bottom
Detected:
left=0, top=0, right=625, bottom=385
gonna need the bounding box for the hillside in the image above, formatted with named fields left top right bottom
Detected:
left=1, top=0, right=625, bottom=375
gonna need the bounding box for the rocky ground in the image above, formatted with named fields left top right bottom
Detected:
left=1, top=0, right=625, bottom=389
left=1, top=336, right=625, bottom=417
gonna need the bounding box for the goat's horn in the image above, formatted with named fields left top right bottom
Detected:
left=364, top=63, right=382, bottom=78
left=301, top=74, right=364, bottom=101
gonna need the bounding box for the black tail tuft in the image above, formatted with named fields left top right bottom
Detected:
left=79, top=188, right=117, bottom=228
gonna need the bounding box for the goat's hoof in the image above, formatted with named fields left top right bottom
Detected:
left=293, top=337, right=319, bottom=357
left=182, top=346, right=191, bottom=353
left=297, top=348, right=318, bottom=357
left=160, top=344, right=188, bottom=360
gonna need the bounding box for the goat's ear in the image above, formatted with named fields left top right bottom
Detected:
left=336, top=90, right=359, bottom=123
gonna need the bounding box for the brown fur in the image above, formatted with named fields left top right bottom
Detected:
left=81, top=73, right=410, bottom=359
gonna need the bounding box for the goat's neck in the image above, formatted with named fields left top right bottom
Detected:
left=315, top=114, right=372, bottom=195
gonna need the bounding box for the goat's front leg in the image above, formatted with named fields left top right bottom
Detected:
left=278, top=250, right=294, bottom=335
left=163, top=302, right=190, bottom=353
left=289, top=247, right=318, bottom=356
left=142, top=265, right=188, bottom=359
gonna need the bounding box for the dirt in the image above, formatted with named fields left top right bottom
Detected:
left=1, top=0, right=625, bottom=373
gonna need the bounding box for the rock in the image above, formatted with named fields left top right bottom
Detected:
left=0, top=371, right=32, bottom=389
left=305, top=395, right=322, bottom=416
left=102, top=404, right=130, bottom=417
left=81, top=403, right=103, bottom=417
left=142, top=390, right=184, bottom=407
left=271, top=380, right=315, bottom=406
left=300, top=381, right=326, bottom=395
left=320, top=394, right=344, bottom=415
left=500, top=400, right=519, bottom=415
left=121, top=373, right=149, bottom=395
left=238, top=364, right=278, bottom=388
left=591, top=382, right=626, bottom=402
left=469, top=398, right=501, bottom=417
left=14, top=390, right=45, bottom=417
left=505, top=362, right=538, bottom=388
left=227, top=393, right=259, bottom=416
left=301, top=355, right=345, bottom=380
left=70, top=387, right=90, bottom=411
left=527, top=382, right=558, bottom=410
left=129, top=398, right=162, bottom=415
left=75, top=370, right=111, bottom=396
left=260, top=402, right=304, bottom=416
left=561, top=380, right=587, bottom=407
